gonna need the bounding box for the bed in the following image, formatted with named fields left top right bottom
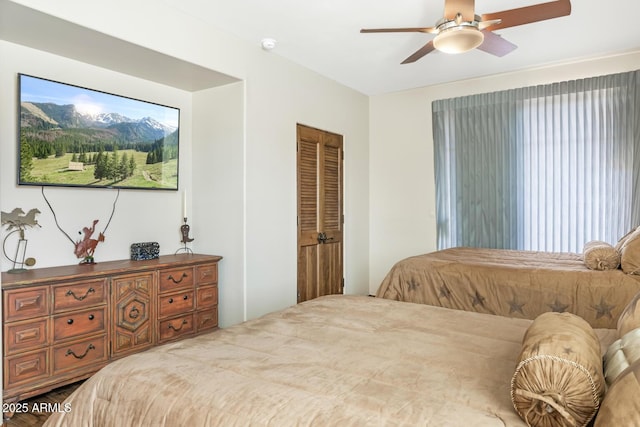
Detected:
left=43, top=295, right=617, bottom=427
left=376, top=247, right=640, bottom=329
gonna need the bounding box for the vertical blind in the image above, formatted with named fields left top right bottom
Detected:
left=433, top=70, right=640, bottom=252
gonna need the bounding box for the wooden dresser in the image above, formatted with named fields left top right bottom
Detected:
left=1, top=253, right=222, bottom=404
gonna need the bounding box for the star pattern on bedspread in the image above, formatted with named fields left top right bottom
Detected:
left=592, top=298, right=615, bottom=319
left=548, top=298, right=569, bottom=313
left=439, top=285, right=452, bottom=299
left=407, top=279, right=421, bottom=291
left=508, top=298, right=525, bottom=315
left=563, top=346, right=574, bottom=355
left=471, top=290, right=486, bottom=307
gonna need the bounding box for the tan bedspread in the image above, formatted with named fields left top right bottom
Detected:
left=44, top=296, right=616, bottom=427
left=376, top=247, right=640, bottom=329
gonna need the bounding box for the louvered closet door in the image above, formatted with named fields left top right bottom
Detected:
left=297, top=124, right=344, bottom=303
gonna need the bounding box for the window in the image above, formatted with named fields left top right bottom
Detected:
left=433, top=70, right=640, bottom=252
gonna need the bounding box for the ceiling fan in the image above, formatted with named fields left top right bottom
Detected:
left=360, top=0, right=571, bottom=63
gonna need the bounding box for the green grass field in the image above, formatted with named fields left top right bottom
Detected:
left=24, top=150, right=178, bottom=189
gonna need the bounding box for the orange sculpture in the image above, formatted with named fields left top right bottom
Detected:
left=74, top=219, right=105, bottom=264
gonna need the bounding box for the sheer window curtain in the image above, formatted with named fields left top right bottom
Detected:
left=433, top=70, right=640, bottom=252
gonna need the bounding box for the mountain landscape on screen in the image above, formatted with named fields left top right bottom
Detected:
left=18, top=75, right=180, bottom=190
left=21, top=102, right=177, bottom=143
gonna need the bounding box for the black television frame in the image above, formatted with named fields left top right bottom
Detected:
left=18, top=73, right=180, bottom=191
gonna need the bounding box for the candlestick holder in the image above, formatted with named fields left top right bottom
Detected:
left=175, top=217, right=194, bottom=254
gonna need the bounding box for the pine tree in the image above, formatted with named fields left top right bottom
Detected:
left=119, top=152, right=129, bottom=179
left=19, top=138, right=34, bottom=182
left=128, top=155, right=136, bottom=177
left=94, top=151, right=106, bottom=180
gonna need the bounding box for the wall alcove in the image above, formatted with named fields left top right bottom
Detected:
left=0, top=0, right=240, bottom=92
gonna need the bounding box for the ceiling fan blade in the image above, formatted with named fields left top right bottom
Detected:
left=478, top=19, right=501, bottom=30
left=401, top=41, right=436, bottom=64
left=444, top=0, right=475, bottom=21
left=360, top=27, right=436, bottom=34
left=481, top=0, right=571, bottom=31
left=476, top=30, right=517, bottom=57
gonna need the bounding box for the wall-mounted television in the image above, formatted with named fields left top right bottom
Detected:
left=18, top=73, right=180, bottom=190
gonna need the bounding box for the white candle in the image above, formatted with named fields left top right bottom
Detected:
left=182, top=190, right=187, bottom=219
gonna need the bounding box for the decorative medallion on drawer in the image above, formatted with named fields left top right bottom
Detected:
left=117, top=295, right=149, bottom=331
left=1, top=254, right=221, bottom=404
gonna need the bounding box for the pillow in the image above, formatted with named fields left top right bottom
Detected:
left=617, top=292, right=640, bottom=337
left=511, top=312, right=604, bottom=427
left=619, top=229, right=640, bottom=274
left=603, top=327, right=640, bottom=385
left=594, top=360, right=640, bottom=427
left=615, top=226, right=638, bottom=253
left=582, top=240, right=620, bottom=270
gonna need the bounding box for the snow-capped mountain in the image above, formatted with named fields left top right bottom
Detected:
left=92, top=112, right=130, bottom=126
left=20, top=102, right=178, bottom=144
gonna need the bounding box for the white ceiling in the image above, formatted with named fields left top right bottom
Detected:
left=166, top=0, right=640, bottom=95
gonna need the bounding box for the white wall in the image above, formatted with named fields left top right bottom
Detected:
left=242, top=47, right=370, bottom=319
left=192, top=82, right=246, bottom=327
left=1, top=0, right=371, bottom=328
left=368, top=50, right=640, bottom=294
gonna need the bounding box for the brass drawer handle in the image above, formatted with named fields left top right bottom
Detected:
left=66, top=344, right=95, bottom=359
left=168, top=319, right=188, bottom=332
left=167, top=273, right=188, bottom=284
left=66, top=287, right=95, bottom=301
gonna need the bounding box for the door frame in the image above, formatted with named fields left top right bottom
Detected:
left=296, top=123, right=344, bottom=303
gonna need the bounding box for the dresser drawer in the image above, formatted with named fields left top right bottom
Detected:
left=53, top=307, right=106, bottom=341
left=4, top=287, right=49, bottom=322
left=4, top=318, right=50, bottom=355
left=196, top=285, right=218, bottom=309
left=159, top=267, right=194, bottom=293
left=4, top=349, right=49, bottom=389
left=158, top=291, right=194, bottom=318
left=53, top=279, right=107, bottom=313
left=52, top=335, right=108, bottom=375
left=196, top=308, right=218, bottom=332
left=158, top=314, right=194, bottom=342
left=196, top=263, right=218, bottom=285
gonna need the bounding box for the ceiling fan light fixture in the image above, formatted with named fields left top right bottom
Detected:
left=433, top=26, right=484, bottom=54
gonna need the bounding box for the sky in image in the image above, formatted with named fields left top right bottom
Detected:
left=19, top=74, right=179, bottom=128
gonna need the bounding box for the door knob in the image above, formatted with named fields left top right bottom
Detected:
left=317, top=232, right=334, bottom=244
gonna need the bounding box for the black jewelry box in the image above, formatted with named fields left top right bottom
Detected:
left=130, top=242, right=160, bottom=261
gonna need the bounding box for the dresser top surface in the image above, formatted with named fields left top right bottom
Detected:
left=1, top=254, right=222, bottom=290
